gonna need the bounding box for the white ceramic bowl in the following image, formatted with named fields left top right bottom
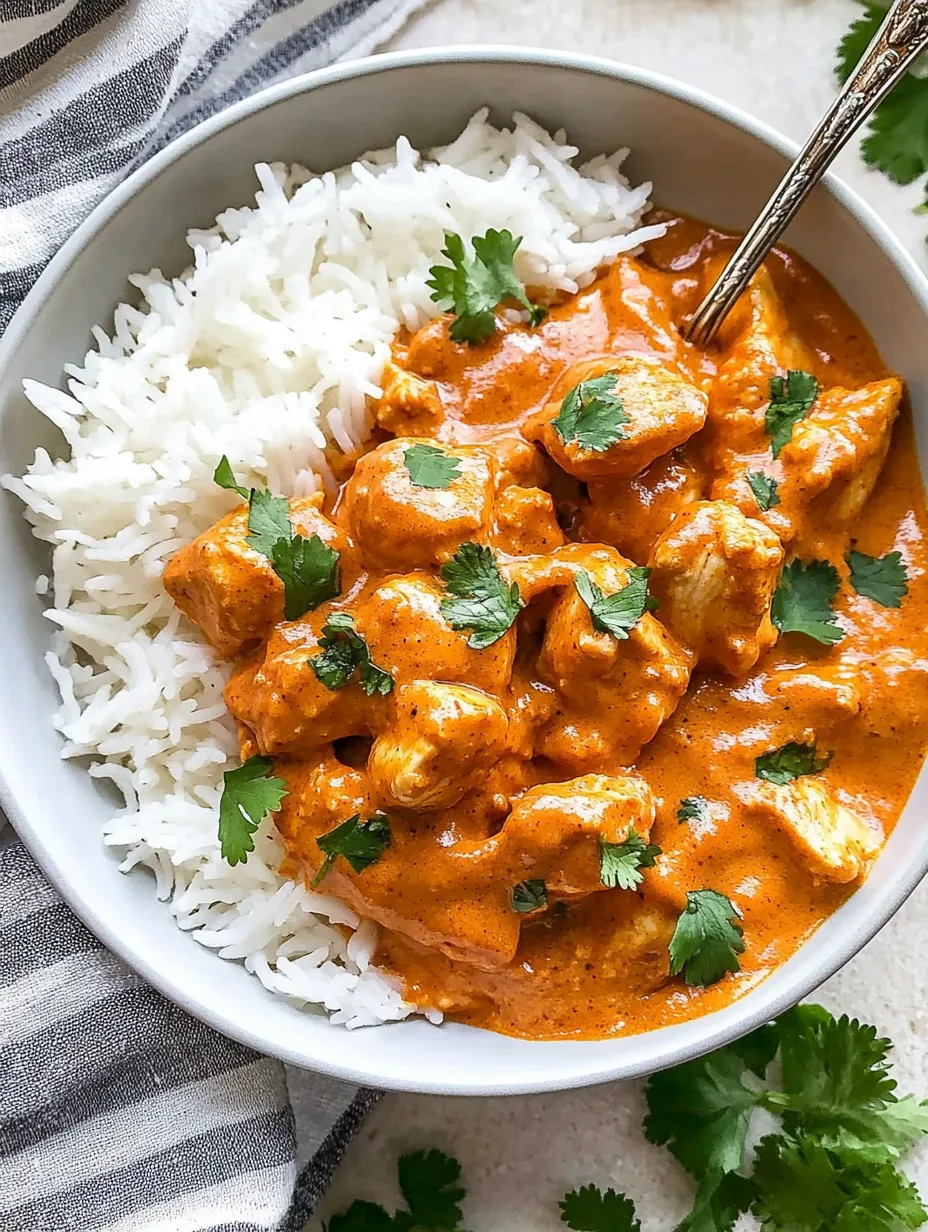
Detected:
left=2, top=48, right=927, bottom=1096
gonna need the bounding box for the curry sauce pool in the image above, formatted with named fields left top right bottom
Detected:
left=163, top=212, right=928, bottom=1040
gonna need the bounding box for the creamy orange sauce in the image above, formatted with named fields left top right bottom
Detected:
left=163, top=216, right=928, bottom=1041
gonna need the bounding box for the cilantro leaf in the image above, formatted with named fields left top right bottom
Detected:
left=862, top=75, right=928, bottom=185
left=847, top=550, right=909, bottom=608
left=747, top=471, right=780, bottom=512
left=599, top=828, right=662, bottom=890
left=270, top=533, right=341, bottom=621
left=752, top=1132, right=928, bottom=1231
left=678, top=796, right=710, bottom=825
left=396, top=1149, right=465, bottom=1230
left=326, top=1200, right=395, bottom=1232
left=766, top=370, right=818, bottom=458
left=426, top=229, right=545, bottom=345
left=644, top=1031, right=775, bottom=1178
left=218, top=755, right=288, bottom=865
left=574, top=568, right=655, bottom=640
left=246, top=487, right=293, bottom=558
left=440, top=542, right=524, bottom=649
left=676, top=1170, right=758, bottom=1232
left=403, top=443, right=462, bottom=490
left=551, top=373, right=630, bottom=453
left=510, top=879, right=547, bottom=913
left=213, top=455, right=249, bottom=500
left=311, top=612, right=393, bottom=696
left=755, top=741, right=832, bottom=785
left=559, top=1185, right=640, bottom=1231
left=312, top=812, right=391, bottom=887
left=772, top=558, right=844, bottom=645
left=669, top=889, right=745, bottom=987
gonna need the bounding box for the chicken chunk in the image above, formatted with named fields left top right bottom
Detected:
left=495, top=774, right=656, bottom=897
left=374, top=358, right=445, bottom=436
left=224, top=613, right=386, bottom=754
left=763, top=662, right=862, bottom=732
left=492, top=484, right=564, bottom=555
left=710, top=261, right=815, bottom=415
left=369, top=681, right=510, bottom=810
left=524, top=354, right=708, bottom=481
left=277, top=753, right=521, bottom=968
left=581, top=450, right=706, bottom=563
left=648, top=500, right=784, bottom=676
left=163, top=495, right=348, bottom=658
left=360, top=573, right=515, bottom=694
left=859, top=647, right=928, bottom=737
left=737, top=777, right=880, bottom=883
left=341, top=437, right=495, bottom=570
left=514, top=545, right=694, bottom=769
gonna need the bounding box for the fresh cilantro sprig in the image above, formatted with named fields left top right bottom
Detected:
left=848, top=549, right=909, bottom=608
left=600, top=830, right=662, bottom=891
left=404, top=443, right=462, bottom=490
left=560, top=1185, right=641, bottom=1231
left=574, top=568, right=656, bottom=641
left=311, top=612, right=393, bottom=696
left=213, top=456, right=340, bottom=620
left=756, top=740, right=832, bottom=784
left=645, top=1004, right=928, bottom=1232
left=772, top=558, right=845, bottom=645
left=312, top=812, right=391, bottom=888
left=326, top=1149, right=465, bottom=1232
left=427, top=229, right=546, bottom=345
left=551, top=373, right=630, bottom=453
left=511, top=879, right=548, bottom=913
left=440, top=542, right=524, bottom=649
left=669, top=889, right=745, bottom=987
left=218, top=755, right=288, bottom=865
left=747, top=470, right=780, bottom=512
left=765, top=370, right=818, bottom=458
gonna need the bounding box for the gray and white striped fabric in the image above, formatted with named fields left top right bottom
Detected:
left=0, top=0, right=427, bottom=1226
left=0, top=0, right=426, bottom=332
left=0, top=838, right=380, bottom=1231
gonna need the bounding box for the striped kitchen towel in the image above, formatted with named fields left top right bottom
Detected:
left=0, top=838, right=381, bottom=1231
left=0, top=0, right=427, bottom=334
left=0, top=2, right=429, bottom=1227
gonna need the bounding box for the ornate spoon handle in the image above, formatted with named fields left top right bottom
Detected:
left=685, top=0, right=928, bottom=347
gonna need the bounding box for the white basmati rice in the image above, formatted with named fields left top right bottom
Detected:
left=5, top=111, right=665, bottom=1027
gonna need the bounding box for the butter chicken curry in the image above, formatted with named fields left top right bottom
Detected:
left=163, top=215, right=928, bottom=1040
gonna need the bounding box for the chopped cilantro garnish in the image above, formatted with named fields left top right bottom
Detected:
left=218, top=755, right=287, bottom=866
left=756, top=741, right=832, bottom=785
left=848, top=549, right=909, bottom=608
left=599, top=829, right=662, bottom=890
left=311, top=612, right=393, bottom=697
left=669, top=889, right=745, bottom=987
left=772, top=558, right=844, bottom=645
left=426, top=229, right=546, bottom=345
left=551, top=373, right=630, bottom=453
left=766, top=370, right=818, bottom=458
left=559, top=1185, right=641, bottom=1231
left=510, top=879, right=547, bottom=913
left=747, top=470, right=780, bottom=511
left=677, top=796, right=710, bottom=826
left=403, top=443, right=462, bottom=490
left=574, top=568, right=656, bottom=641
left=440, top=542, right=523, bottom=649
left=312, top=812, right=391, bottom=887
left=214, top=456, right=340, bottom=621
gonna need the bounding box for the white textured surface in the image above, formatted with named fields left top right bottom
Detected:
left=301, top=0, right=928, bottom=1228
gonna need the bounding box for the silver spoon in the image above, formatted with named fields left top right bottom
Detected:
left=685, top=0, right=928, bottom=347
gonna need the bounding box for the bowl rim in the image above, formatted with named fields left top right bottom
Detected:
left=4, top=44, right=928, bottom=1095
